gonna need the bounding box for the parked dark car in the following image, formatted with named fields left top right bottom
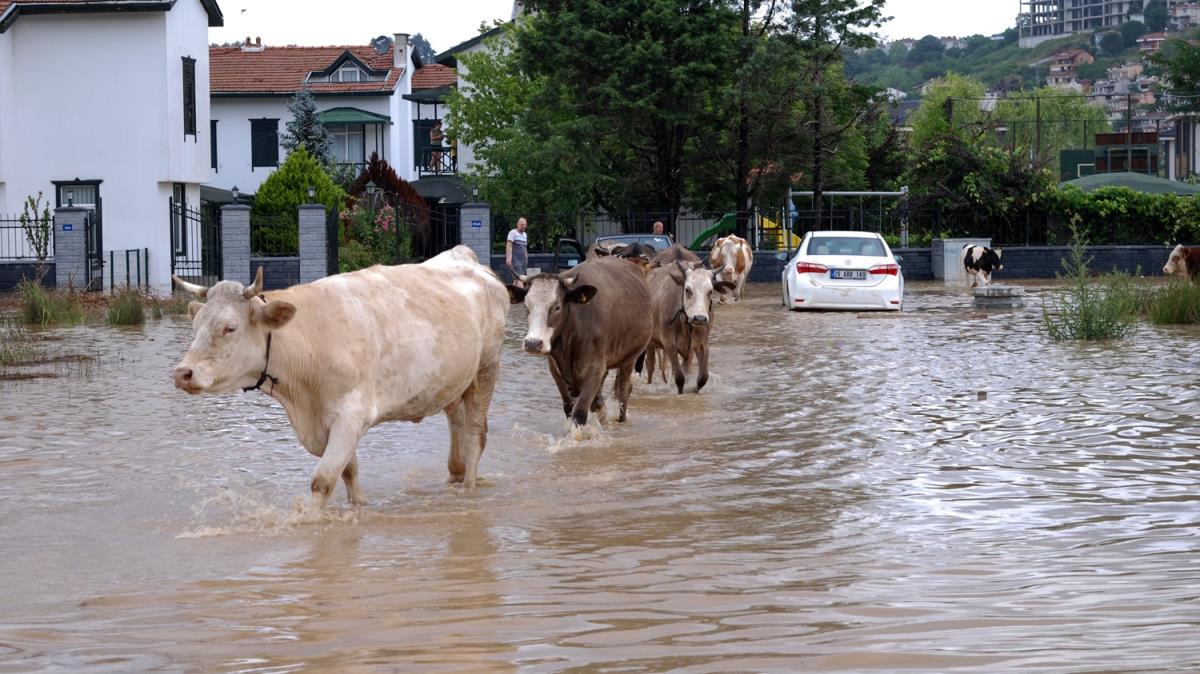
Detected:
left=552, top=234, right=673, bottom=273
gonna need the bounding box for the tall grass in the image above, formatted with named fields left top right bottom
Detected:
left=1144, top=281, right=1200, bottom=325
left=1041, top=227, right=1137, bottom=341
left=0, top=325, right=44, bottom=366
left=106, top=286, right=145, bottom=325
left=19, top=282, right=85, bottom=326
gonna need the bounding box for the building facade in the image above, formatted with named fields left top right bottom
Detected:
left=1020, top=0, right=1167, bottom=48
left=0, top=0, right=223, bottom=290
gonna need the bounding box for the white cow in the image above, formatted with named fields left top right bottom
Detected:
left=709, top=234, right=753, bottom=302
left=172, top=246, right=508, bottom=509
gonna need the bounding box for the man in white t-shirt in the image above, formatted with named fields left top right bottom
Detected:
left=506, top=217, right=529, bottom=287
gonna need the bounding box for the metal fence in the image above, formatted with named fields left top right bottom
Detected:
left=104, top=248, right=150, bottom=291
left=0, top=214, right=53, bottom=261
left=170, top=199, right=221, bottom=285
left=250, top=214, right=298, bottom=257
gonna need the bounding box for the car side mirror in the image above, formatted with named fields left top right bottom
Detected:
left=894, top=254, right=904, bottom=264
left=774, top=252, right=787, bottom=261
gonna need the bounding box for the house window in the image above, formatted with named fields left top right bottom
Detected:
left=251, top=118, right=279, bottom=168
left=337, top=66, right=361, bottom=83
left=183, top=57, right=197, bottom=137
left=328, top=123, right=365, bottom=165
left=210, top=120, right=218, bottom=170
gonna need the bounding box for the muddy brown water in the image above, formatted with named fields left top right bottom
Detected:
left=1, top=282, right=1199, bottom=673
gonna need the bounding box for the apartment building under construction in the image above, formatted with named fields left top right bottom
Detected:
left=1019, top=0, right=1161, bottom=47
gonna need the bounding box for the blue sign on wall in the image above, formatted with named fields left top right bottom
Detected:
left=62, top=224, right=73, bottom=232
left=471, top=220, right=482, bottom=228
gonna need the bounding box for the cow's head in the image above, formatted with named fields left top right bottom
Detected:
left=991, top=248, right=1003, bottom=271
left=171, top=267, right=297, bottom=394
left=712, top=235, right=744, bottom=278
left=669, top=261, right=735, bottom=325
left=1164, top=244, right=1188, bottom=278
left=506, top=273, right=596, bottom=355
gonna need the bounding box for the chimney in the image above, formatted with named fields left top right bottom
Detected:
left=240, top=36, right=265, bottom=52
left=255, top=36, right=261, bottom=47
left=394, top=33, right=410, bottom=69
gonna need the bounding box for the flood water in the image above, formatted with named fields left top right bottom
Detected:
left=2, top=281, right=1199, bottom=673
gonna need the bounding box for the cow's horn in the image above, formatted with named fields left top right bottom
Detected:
left=243, top=266, right=264, bottom=299
left=172, top=275, right=208, bottom=298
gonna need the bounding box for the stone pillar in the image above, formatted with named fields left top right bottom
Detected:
left=298, top=204, right=328, bottom=284
left=53, top=207, right=88, bottom=290
left=459, top=202, right=491, bottom=267
left=220, top=204, right=251, bottom=283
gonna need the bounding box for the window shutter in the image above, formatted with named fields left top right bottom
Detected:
left=182, top=57, right=197, bottom=137
left=251, top=118, right=280, bottom=168
left=210, top=119, right=218, bottom=170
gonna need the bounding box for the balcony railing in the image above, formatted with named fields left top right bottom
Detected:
left=416, top=145, right=457, bottom=176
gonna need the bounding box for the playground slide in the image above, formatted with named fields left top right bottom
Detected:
left=759, top=215, right=802, bottom=250
left=689, top=212, right=736, bottom=250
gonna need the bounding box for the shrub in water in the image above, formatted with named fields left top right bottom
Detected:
left=1041, top=226, right=1137, bottom=341
left=106, top=287, right=145, bottom=325
left=19, top=281, right=85, bottom=326
left=1145, top=281, right=1200, bottom=325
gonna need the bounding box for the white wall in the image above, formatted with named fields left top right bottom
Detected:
left=211, top=94, right=394, bottom=194
left=0, top=3, right=212, bottom=289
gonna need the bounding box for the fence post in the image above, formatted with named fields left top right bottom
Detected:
left=53, top=207, right=87, bottom=291
left=220, top=204, right=250, bottom=284
left=459, top=201, right=492, bottom=270
left=298, top=204, right=328, bottom=284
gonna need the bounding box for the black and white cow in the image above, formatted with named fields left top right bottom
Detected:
left=960, top=244, right=1003, bottom=287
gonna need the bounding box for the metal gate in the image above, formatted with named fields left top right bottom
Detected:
left=326, top=205, right=339, bottom=275
left=170, top=198, right=222, bottom=285
left=84, top=209, right=103, bottom=291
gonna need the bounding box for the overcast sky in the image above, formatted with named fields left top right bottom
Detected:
left=209, top=1, right=1018, bottom=54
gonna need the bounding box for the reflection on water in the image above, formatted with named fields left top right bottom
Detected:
left=2, top=281, right=1200, bottom=673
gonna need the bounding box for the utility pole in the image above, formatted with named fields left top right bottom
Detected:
left=1126, top=93, right=1133, bottom=172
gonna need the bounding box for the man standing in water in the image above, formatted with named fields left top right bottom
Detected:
left=506, top=216, right=529, bottom=287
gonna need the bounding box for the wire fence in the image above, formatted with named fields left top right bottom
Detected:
left=250, top=215, right=298, bottom=258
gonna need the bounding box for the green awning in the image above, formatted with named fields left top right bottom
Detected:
left=1059, top=172, right=1200, bottom=195
left=318, top=107, right=391, bottom=125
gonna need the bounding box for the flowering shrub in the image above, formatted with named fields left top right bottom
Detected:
left=337, top=201, right=412, bottom=272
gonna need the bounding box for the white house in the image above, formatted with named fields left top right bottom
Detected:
left=208, top=35, right=418, bottom=195
left=0, top=0, right=222, bottom=289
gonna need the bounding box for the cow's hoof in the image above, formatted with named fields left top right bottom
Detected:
left=447, top=473, right=465, bottom=484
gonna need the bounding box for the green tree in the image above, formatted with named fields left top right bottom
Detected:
left=1154, top=37, right=1200, bottom=110
left=905, top=35, right=945, bottom=66
left=1144, top=0, right=1169, bottom=33
left=446, top=20, right=595, bottom=228
left=252, top=147, right=345, bottom=254
left=279, top=85, right=332, bottom=166
left=788, top=0, right=887, bottom=219
left=994, top=88, right=1111, bottom=163
left=1100, top=31, right=1124, bottom=56
left=517, top=0, right=739, bottom=227
left=907, top=72, right=987, bottom=149
left=1120, top=20, right=1147, bottom=48
left=410, top=33, right=437, bottom=63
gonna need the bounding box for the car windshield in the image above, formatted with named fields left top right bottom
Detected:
left=806, top=236, right=886, bottom=257
left=597, top=235, right=672, bottom=251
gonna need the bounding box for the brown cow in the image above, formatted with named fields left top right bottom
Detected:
left=587, top=241, right=655, bottom=271
left=646, top=261, right=735, bottom=394
left=709, top=234, right=753, bottom=301
left=508, top=256, right=653, bottom=428
left=1163, top=244, right=1200, bottom=282
left=650, top=243, right=700, bottom=268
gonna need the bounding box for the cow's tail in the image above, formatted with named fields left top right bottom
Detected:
left=635, top=350, right=646, bottom=375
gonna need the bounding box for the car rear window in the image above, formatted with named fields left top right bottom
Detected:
left=806, top=236, right=885, bottom=257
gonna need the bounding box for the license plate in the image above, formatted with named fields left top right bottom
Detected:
left=830, top=269, right=868, bottom=280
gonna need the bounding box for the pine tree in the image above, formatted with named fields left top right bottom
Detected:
left=411, top=33, right=437, bottom=63
left=280, top=84, right=333, bottom=166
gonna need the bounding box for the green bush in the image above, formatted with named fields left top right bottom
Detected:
left=1042, top=228, right=1138, bottom=341
left=1144, top=281, right=1200, bottom=324
left=1034, top=186, right=1200, bottom=245
left=106, top=287, right=145, bottom=325
left=19, top=282, right=85, bottom=326
left=252, top=147, right=345, bottom=255
left=336, top=202, right=412, bottom=272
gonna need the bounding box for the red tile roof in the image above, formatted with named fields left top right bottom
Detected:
left=411, top=63, right=457, bottom=90
left=210, top=43, right=402, bottom=95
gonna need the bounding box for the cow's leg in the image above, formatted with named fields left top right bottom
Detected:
left=613, top=361, right=636, bottom=422
left=547, top=358, right=574, bottom=418
left=644, top=345, right=657, bottom=385
left=570, top=366, right=605, bottom=428
left=735, top=274, right=747, bottom=301
left=445, top=400, right=468, bottom=484
left=665, top=343, right=687, bottom=394
left=460, top=356, right=500, bottom=488
left=590, top=371, right=609, bottom=423
left=694, top=340, right=710, bottom=393
left=310, top=418, right=365, bottom=510
left=341, top=452, right=365, bottom=505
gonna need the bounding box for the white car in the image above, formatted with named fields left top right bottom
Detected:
left=780, top=231, right=904, bottom=311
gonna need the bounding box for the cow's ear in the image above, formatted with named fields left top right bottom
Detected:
left=565, top=284, right=598, bottom=305
left=713, top=281, right=736, bottom=295
left=506, top=285, right=527, bottom=304
left=188, top=301, right=204, bottom=320
left=256, top=300, right=296, bottom=329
